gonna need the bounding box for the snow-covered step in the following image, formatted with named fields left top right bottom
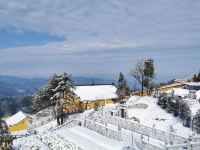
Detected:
left=56, top=126, right=123, bottom=150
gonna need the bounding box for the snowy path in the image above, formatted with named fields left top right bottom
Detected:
left=56, top=126, right=123, bottom=150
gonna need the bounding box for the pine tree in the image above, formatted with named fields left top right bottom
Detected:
left=185, top=112, right=192, bottom=127
left=33, top=73, right=76, bottom=113
left=194, top=110, right=200, bottom=134
left=157, top=93, right=168, bottom=109
left=179, top=101, right=192, bottom=127
left=198, top=71, right=200, bottom=82
left=157, top=94, right=163, bottom=106
left=166, top=96, right=173, bottom=113
left=55, top=73, right=76, bottom=100
left=116, top=72, right=130, bottom=101
left=144, top=59, right=155, bottom=95
left=179, top=101, right=184, bottom=120
left=161, top=94, right=168, bottom=109
left=173, top=97, right=180, bottom=117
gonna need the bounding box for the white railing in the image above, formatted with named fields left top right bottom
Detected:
left=141, top=139, right=165, bottom=150
left=51, top=119, right=81, bottom=131
left=84, top=119, right=122, bottom=141
left=92, top=114, right=187, bottom=144
left=141, top=140, right=200, bottom=150
left=90, top=113, right=200, bottom=149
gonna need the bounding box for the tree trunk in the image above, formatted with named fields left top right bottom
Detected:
left=141, top=80, right=144, bottom=96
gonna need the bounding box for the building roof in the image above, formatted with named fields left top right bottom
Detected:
left=5, top=111, right=27, bottom=126
left=183, top=82, right=200, bottom=86
left=159, top=83, right=183, bottom=89
left=74, top=84, right=118, bottom=101
left=166, top=88, right=189, bottom=96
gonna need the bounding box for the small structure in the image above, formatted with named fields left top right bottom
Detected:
left=5, top=111, right=29, bottom=133
left=110, top=110, right=118, bottom=116
left=119, top=104, right=127, bottom=119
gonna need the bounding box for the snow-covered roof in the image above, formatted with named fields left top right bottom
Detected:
left=183, top=82, right=200, bottom=86
left=74, top=85, right=118, bottom=101
left=5, top=111, right=27, bottom=126
left=160, top=83, right=183, bottom=89
left=166, top=88, right=189, bottom=97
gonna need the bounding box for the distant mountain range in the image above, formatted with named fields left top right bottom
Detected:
left=0, top=75, right=116, bottom=99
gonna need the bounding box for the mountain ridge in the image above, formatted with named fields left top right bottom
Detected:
left=0, top=75, right=116, bottom=99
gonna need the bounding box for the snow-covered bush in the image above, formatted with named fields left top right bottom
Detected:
left=194, top=110, right=200, bottom=134
left=157, top=94, right=192, bottom=127
left=166, top=96, right=173, bottom=113
left=13, top=132, right=83, bottom=150
left=157, top=93, right=167, bottom=109
left=173, top=97, right=180, bottom=117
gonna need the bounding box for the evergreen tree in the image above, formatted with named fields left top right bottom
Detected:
left=198, top=71, right=200, bottom=81
left=33, top=73, right=76, bottom=113
left=185, top=112, right=192, bottom=127
left=179, top=101, right=192, bottom=127
left=157, top=93, right=168, bottom=109
left=55, top=73, right=76, bottom=100
left=161, top=94, right=168, bottom=109
left=144, top=59, right=155, bottom=95
left=179, top=101, right=184, bottom=120
left=194, top=110, right=200, bottom=134
left=116, top=72, right=130, bottom=101
left=157, top=94, right=163, bottom=106
left=173, top=97, right=180, bottom=117
left=166, top=96, right=173, bottom=113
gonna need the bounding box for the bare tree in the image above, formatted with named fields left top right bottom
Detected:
left=129, top=59, right=145, bottom=96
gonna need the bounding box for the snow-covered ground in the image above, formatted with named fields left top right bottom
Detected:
left=126, top=96, right=193, bottom=137
left=56, top=126, right=123, bottom=150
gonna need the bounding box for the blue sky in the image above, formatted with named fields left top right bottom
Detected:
left=0, top=29, right=64, bottom=49
left=0, top=0, right=200, bottom=82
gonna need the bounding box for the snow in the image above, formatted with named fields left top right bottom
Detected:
left=166, top=88, right=189, bottom=97
left=74, top=85, right=117, bottom=101
left=189, top=101, right=200, bottom=116
left=164, top=88, right=200, bottom=115
left=183, top=82, right=200, bottom=86
left=196, top=90, right=200, bottom=99
left=159, top=83, right=183, bottom=89
left=126, top=96, right=193, bottom=137
left=5, top=111, right=27, bottom=126
left=56, top=126, right=123, bottom=150
left=13, top=132, right=82, bottom=150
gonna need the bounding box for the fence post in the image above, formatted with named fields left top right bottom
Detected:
left=169, top=126, right=174, bottom=145
left=140, top=135, right=144, bottom=150
left=191, top=132, right=195, bottom=142
left=104, top=115, right=106, bottom=124
left=164, top=140, right=168, bottom=150
left=83, top=115, right=86, bottom=127
left=187, top=136, right=192, bottom=150
left=152, top=124, right=156, bottom=138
